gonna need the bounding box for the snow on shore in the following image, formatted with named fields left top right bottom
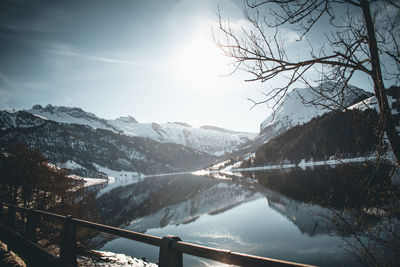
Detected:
left=79, top=250, right=157, bottom=267
left=194, top=156, right=379, bottom=177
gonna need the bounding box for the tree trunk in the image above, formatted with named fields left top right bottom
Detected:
left=360, top=0, right=400, bottom=165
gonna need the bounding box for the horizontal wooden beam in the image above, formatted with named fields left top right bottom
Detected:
left=0, top=202, right=317, bottom=267
left=0, top=222, right=72, bottom=267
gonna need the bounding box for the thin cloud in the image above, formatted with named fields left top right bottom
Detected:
left=0, top=24, right=53, bottom=33
left=0, top=69, right=20, bottom=107
left=0, top=69, right=20, bottom=92
left=46, top=48, right=172, bottom=71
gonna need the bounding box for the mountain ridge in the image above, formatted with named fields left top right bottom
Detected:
left=0, top=111, right=217, bottom=176
left=26, top=104, right=257, bottom=156
left=260, top=83, right=373, bottom=137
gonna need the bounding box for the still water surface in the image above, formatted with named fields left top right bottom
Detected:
left=94, top=164, right=396, bottom=266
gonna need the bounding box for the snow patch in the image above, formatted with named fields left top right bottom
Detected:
left=93, top=164, right=143, bottom=197
left=348, top=95, right=398, bottom=115
left=60, top=160, right=84, bottom=170
left=68, top=174, right=108, bottom=188
left=195, top=155, right=382, bottom=178
left=81, top=250, right=157, bottom=267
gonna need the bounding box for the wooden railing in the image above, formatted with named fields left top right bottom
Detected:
left=0, top=203, right=316, bottom=267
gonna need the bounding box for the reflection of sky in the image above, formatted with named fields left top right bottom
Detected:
left=101, top=197, right=359, bottom=267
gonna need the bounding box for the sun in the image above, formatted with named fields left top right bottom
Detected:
left=172, top=33, right=228, bottom=91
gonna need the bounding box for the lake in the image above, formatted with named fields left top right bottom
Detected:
left=93, top=163, right=399, bottom=266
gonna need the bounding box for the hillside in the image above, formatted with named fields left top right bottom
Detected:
left=0, top=110, right=216, bottom=177
left=223, top=83, right=373, bottom=159
left=27, top=105, right=257, bottom=156
left=242, top=109, right=380, bottom=167
left=259, top=82, right=372, bottom=141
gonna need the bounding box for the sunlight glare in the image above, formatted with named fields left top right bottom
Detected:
left=173, top=33, right=228, bottom=91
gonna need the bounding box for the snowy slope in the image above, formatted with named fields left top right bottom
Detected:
left=0, top=111, right=217, bottom=176
left=109, top=120, right=256, bottom=156
left=260, top=82, right=372, bottom=138
left=0, top=110, right=46, bottom=130
left=219, top=82, right=373, bottom=159
left=260, top=87, right=327, bottom=131
left=26, top=104, right=257, bottom=156
left=349, top=87, right=400, bottom=132
left=28, top=104, right=117, bottom=131
left=349, top=95, right=398, bottom=114
left=348, top=96, right=378, bottom=111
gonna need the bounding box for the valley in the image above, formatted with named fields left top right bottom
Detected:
left=1, top=83, right=399, bottom=267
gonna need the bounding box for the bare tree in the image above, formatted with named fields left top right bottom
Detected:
left=216, top=0, right=400, bottom=164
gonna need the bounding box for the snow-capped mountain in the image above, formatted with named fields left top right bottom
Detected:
left=0, top=104, right=257, bottom=177
left=221, top=83, right=373, bottom=158
left=28, top=104, right=118, bottom=131
left=260, top=83, right=372, bottom=140
left=27, top=104, right=256, bottom=156
left=0, top=110, right=217, bottom=176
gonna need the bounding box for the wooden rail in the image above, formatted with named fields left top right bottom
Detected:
left=0, top=203, right=317, bottom=267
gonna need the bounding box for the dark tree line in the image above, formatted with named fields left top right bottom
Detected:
left=0, top=140, right=96, bottom=217
left=0, top=140, right=100, bottom=257
left=243, top=108, right=380, bottom=166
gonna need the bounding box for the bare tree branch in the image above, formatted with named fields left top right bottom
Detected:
left=216, top=0, right=400, bottom=164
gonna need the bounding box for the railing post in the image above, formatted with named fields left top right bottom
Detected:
left=25, top=208, right=37, bottom=242
left=159, top=235, right=183, bottom=267
left=6, top=205, right=15, bottom=228
left=60, top=215, right=77, bottom=267
left=0, top=204, right=3, bottom=224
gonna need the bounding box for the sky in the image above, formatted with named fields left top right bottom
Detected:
left=0, top=0, right=382, bottom=133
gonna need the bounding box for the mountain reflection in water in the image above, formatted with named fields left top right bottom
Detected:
left=93, top=163, right=399, bottom=267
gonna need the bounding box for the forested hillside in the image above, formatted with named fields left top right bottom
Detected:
left=243, top=109, right=380, bottom=167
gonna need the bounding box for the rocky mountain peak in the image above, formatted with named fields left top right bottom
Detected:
left=116, top=116, right=138, bottom=124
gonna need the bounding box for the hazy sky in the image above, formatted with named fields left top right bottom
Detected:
left=0, top=0, right=378, bottom=132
